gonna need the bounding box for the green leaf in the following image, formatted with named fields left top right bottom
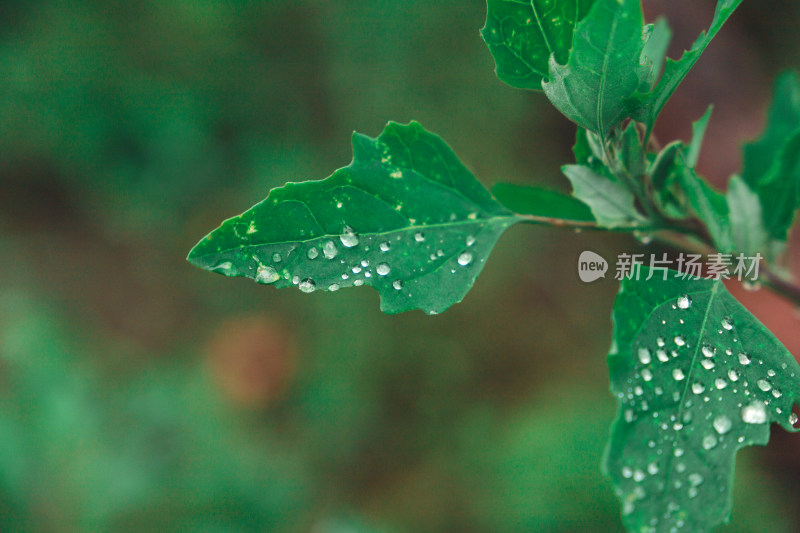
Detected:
left=640, top=17, right=672, bottom=90
left=686, top=106, right=713, bottom=169
left=481, top=0, right=595, bottom=91
left=629, top=0, right=743, bottom=132
left=618, top=122, right=645, bottom=179
left=604, top=268, right=800, bottom=533
left=188, top=121, right=520, bottom=315
left=726, top=175, right=769, bottom=257
left=742, top=72, right=800, bottom=243
left=562, top=164, right=644, bottom=228
left=675, top=163, right=732, bottom=252
left=542, top=0, right=651, bottom=137
left=491, top=182, right=595, bottom=222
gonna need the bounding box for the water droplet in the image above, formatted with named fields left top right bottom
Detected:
left=352, top=266, right=362, bottom=274
left=692, top=382, right=705, bottom=394
left=466, top=235, right=476, bottom=246
left=353, top=279, right=364, bottom=286
left=728, top=369, right=739, bottom=382
left=672, top=368, right=686, bottom=381
left=701, top=359, right=715, bottom=370
left=299, top=279, right=316, bottom=293
left=757, top=379, right=772, bottom=392
left=702, top=345, right=715, bottom=358
left=458, top=252, right=473, bottom=266
left=713, top=415, right=732, bottom=434
left=768, top=369, right=776, bottom=377
left=323, top=240, right=338, bottom=259
left=677, top=295, right=692, bottom=309
left=633, top=469, right=646, bottom=482
left=328, top=283, right=340, bottom=291
left=688, top=473, right=704, bottom=487
left=414, top=232, right=425, bottom=242
left=272, top=253, right=282, bottom=263
left=292, top=275, right=300, bottom=285
left=379, top=241, right=391, bottom=252
left=721, top=317, right=734, bottom=330
left=648, top=462, right=659, bottom=475
left=622, top=466, right=633, bottom=478
left=674, top=336, right=686, bottom=347
left=377, top=263, right=390, bottom=276
left=790, top=412, right=798, bottom=425
left=390, top=169, right=403, bottom=178
left=393, top=280, right=404, bottom=290
left=361, top=259, right=370, bottom=268
left=340, top=225, right=359, bottom=248
left=657, top=350, right=669, bottom=362
left=741, top=402, right=768, bottom=424
left=307, top=247, right=319, bottom=260
left=738, top=353, right=751, bottom=365
left=702, top=435, right=717, bottom=450
left=714, top=378, right=728, bottom=390
left=255, top=265, right=279, bottom=284
left=674, top=447, right=684, bottom=457
left=638, top=347, right=652, bottom=365
left=625, top=409, right=634, bottom=423
left=772, top=388, right=783, bottom=398
left=641, top=368, right=653, bottom=381
left=657, top=337, right=666, bottom=348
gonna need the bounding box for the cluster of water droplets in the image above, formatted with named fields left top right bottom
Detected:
left=614, top=293, right=799, bottom=530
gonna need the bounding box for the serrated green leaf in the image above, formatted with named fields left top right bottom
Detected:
left=726, top=175, right=769, bottom=257
left=604, top=268, right=800, bottom=533
left=640, top=17, right=672, bottom=90
left=562, top=164, right=644, bottom=228
left=742, top=72, right=800, bottom=243
left=686, top=106, right=713, bottom=169
left=481, top=0, right=595, bottom=91
left=188, top=121, right=520, bottom=315
left=491, top=182, right=595, bottom=222
left=629, top=0, right=743, bottom=132
left=542, top=0, right=651, bottom=137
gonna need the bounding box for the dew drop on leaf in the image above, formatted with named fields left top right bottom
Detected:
left=307, top=247, right=319, bottom=260
left=677, top=295, right=692, bottom=309
left=393, top=280, right=403, bottom=290
left=741, top=402, right=768, bottom=424
left=757, top=379, right=771, bottom=392
left=414, top=231, right=425, bottom=242
left=323, top=240, right=338, bottom=259
left=738, top=352, right=751, bottom=365
left=672, top=368, right=686, bottom=381
left=299, top=279, right=316, bottom=293
left=328, top=283, right=340, bottom=292
left=377, top=263, right=390, bottom=276
left=340, top=225, right=359, bottom=248
left=458, top=252, right=473, bottom=266
left=702, top=435, right=717, bottom=450
left=379, top=241, right=391, bottom=252
left=721, top=317, right=734, bottom=330
left=255, top=265, right=280, bottom=284
left=638, top=347, right=652, bottom=364
left=713, top=415, right=732, bottom=434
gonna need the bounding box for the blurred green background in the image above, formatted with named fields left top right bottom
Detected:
left=2, top=0, right=800, bottom=531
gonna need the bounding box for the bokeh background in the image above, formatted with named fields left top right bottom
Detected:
left=2, top=0, right=800, bottom=531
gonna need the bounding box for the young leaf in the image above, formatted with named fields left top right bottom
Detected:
left=605, top=268, right=800, bottom=533
left=188, top=121, right=520, bottom=315
left=675, top=163, right=732, bottom=252
left=685, top=106, right=713, bottom=169
left=562, top=164, right=644, bottom=228
left=542, top=0, right=651, bottom=137
left=629, top=0, right=744, bottom=132
left=481, top=0, right=595, bottom=91
left=742, top=72, right=800, bottom=244
left=726, top=175, right=769, bottom=258
left=491, top=182, right=595, bottom=223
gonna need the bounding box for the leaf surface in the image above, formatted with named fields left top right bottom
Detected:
left=491, top=183, right=595, bottom=222
left=481, top=0, right=595, bottom=91
left=542, top=0, right=650, bottom=137
left=188, top=121, right=519, bottom=315
left=562, top=164, right=644, bottom=228
left=629, top=0, right=743, bottom=132
left=640, top=17, right=672, bottom=90
left=726, top=175, right=768, bottom=257
left=605, top=268, right=800, bottom=533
